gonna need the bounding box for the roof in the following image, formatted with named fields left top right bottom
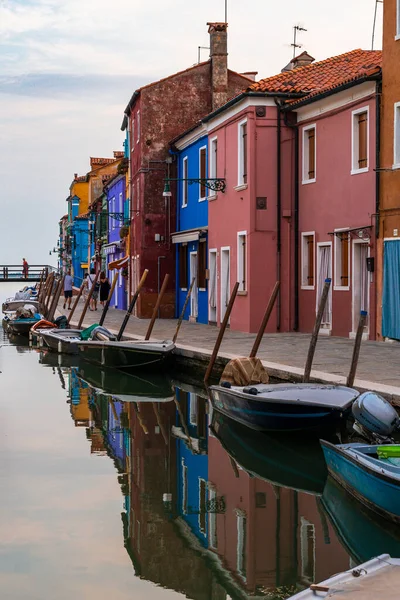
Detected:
left=73, top=175, right=87, bottom=183
left=248, top=49, right=382, bottom=97
left=75, top=212, right=89, bottom=220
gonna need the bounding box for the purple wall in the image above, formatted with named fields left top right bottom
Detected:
left=106, top=176, right=127, bottom=310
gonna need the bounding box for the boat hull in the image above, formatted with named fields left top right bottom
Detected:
left=78, top=340, right=175, bottom=371
left=210, top=385, right=353, bottom=432
left=8, top=319, right=41, bottom=336
left=321, top=440, right=400, bottom=523
left=39, top=330, right=81, bottom=355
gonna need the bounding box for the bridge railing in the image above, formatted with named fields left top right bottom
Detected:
left=0, top=265, right=58, bottom=282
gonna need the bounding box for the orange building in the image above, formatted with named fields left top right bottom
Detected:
left=377, top=0, right=400, bottom=340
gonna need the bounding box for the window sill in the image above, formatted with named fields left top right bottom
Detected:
left=351, top=167, right=368, bottom=175
left=234, top=184, right=248, bottom=192
left=198, top=288, right=206, bottom=292
left=302, top=178, right=316, bottom=185
left=301, top=285, right=315, bottom=290
left=180, top=288, right=188, bottom=292
left=182, top=203, right=188, bottom=208
left=333, top=285, right=350, bottom=291
left=237, top=290, right=248, bottom=296
left=198, top=197, right=207, bottom=203
left=392, top=164, right=400, bottom=170
left=208, top=194, right=217, bottom=201
left=395, top=34, right=400, bottom=40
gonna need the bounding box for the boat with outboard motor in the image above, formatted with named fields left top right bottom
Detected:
left=209, top=382, right=359, bottom=431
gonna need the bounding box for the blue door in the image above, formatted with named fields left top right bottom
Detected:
left=382, top=240, right=400, bottom=340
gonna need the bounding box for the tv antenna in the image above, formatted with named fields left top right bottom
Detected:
left=198, top=46, right=210, bottom=64
left=371, top=0, right=383, bottom=50
left=291, top=25, right=307, bottom=58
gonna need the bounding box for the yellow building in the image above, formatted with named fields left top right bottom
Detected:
left=70, top=175, right=89, bottom=216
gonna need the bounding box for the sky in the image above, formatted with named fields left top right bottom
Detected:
left=0, top=0, right=383, bottom=265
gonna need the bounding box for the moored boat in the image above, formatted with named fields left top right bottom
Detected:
left=2, top=299, right=41, bottom=313
left=78, top=338, right=175, bottom=371
left=209, top=382, right=359, bottom=431
left=321, top=441, right=400, bottom=523
left=37, top=328, right=85, bottom=355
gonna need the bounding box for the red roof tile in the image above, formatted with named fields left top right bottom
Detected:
left=248, top=49, right=382, bottom=97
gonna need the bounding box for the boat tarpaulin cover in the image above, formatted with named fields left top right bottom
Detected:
left=220, top=357, right=269, bottom=386
left=80, top=323, right=100, bottom=340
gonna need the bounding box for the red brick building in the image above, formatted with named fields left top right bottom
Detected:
left=121, top=23, right=254, bottom=317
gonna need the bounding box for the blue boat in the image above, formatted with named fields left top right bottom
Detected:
left=321, top=441, right=400, bottom=523
left=209, top=383, right=359, bottom=431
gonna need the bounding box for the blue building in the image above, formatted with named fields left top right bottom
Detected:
left=171, top=130, right=209, bottom=324
left=173, top=388, right=209, bottom=546
left=67, top=195, right=89, bottom=285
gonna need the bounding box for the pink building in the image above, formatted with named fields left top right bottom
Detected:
left=197, top=50, right=382, bottom=337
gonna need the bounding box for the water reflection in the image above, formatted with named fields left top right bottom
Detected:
left=4, top=338, right=400, bottom=598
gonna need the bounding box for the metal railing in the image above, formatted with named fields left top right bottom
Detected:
left=0, top=264, right=58, bottom=282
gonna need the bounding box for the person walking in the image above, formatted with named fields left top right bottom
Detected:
left=82, top=273, right=89, bottom=302
left=99, top=271, right=111, bottom=307
left=88, top=268, right=99, bottom=311
left=22, top=258, right=29, bottom=280
left=63, top=270, right=74, bottom=310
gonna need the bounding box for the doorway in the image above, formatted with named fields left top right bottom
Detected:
left=352, top=241, right=369, bottom=336
left=190, top=251, right=198, bottom=319
left=208, top=249, right=217, bottom=323
left=220, top=247, right=230, bottom=323
left=316, top=243, right=332, bottom=332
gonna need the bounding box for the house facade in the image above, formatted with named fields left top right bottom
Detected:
left=172, top=133, right=209, bottom=324
left=121, top=22, right=253, bottom=318
left=377, top=0, right=400, bottom=341
left=104, top=175, right=128, bottom=311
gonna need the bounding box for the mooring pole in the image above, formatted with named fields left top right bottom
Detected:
left=77, top=271, right=100, bottom=330
left=204, top=282, right=239, bottom=386
left=99, top=271, right=119, bottom=327
left=347, top=310, right=368, bottom=388
left=48, top=276, right=65, bottom=322
left=250, top=281, right=280, bottom=358
left=117, top=269, right=149, bottom=341
left=303, top=278, right=331, bottom=383
left=145, top=274, right=170, bottom=341
left=173, top=277, right=195, bottom=343
left=37, top=269, right=44, bottom=298
left=44, top=272, right=55, bottom=317
left=67, top=281, right=85, bottom=325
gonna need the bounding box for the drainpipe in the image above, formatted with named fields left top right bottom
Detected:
left=275, top=103, right=282, bottom=331
left=375, top=80, right=381, bottom=238
left=158, top=255, right=167, bottom=317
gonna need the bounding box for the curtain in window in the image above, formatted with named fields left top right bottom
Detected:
left=382, top=240, right=400, bottom=340
left=209, top=256, right=216, bottom=309
left=225, top=258, right=230, bottom=307
left=318, top=246, right=331, bottom=324
left=359, top=244, right=369, bottom=312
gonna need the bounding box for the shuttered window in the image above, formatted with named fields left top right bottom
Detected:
left=179, top=244, right=188, bottom=289
left=238, top=120, right=248, bottom=186
left=182, top=157, right=188, bottom=207
left=302, top=126, right=316, bottom=182
left=358, top=112, right=368, bottom=169
left=199, top=147, right=207, bottom=199
left=302, top=233, right=315, bottom=288
left=308, top=129, right=315, bottom=179
left=197, top=240, right=207, bottom=289
left=242, top=123, right=248, bottom=184
left=199, top=479, right=207, bottom=533
left=341, top=234, right=349, bottom=286
left=238, top=232, right=247, bottom=292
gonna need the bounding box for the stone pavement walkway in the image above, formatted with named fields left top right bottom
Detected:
left=58, top=299, right=400, bottom=400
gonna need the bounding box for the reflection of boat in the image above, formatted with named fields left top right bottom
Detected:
left=321, top=475, right=400, bottom=564
left=38, top=350, right=80, bottom=369
left=78, top=339, right=175, bottom=371
left=211, top=411, right=327, bottom=495
left=321, top=441, right=400, bottom=523
left=210, top=383, right=358, bottom=431
left=77, top=362, right=174, bottom=403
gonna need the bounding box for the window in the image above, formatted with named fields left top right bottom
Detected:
left=199, top=479, right=207, bottom=534
left=209, top=137, right=218, bottom=189
left=136, top=111, right=140, bottom=143
left=255, top=492, right=267, bottom=508
left=394, top=102, right=400, bottom=167
left=111, top=197, right=115, bottom=230
left=301, top=232, right=315, bottom=289
left=300, top=518, right=315, bottom=584
left=182, top=460, right=188, bottom=514
left=189, top=393, right=198, bottom=425
left=198, top=240, right=207, bottom=289
left=334, top=231, right=350, bottom=289
left=397, top=0, right=400, bottom=38
left=182, top=157, right=188, bottom=207
left=237, top=231, right=247, bottom=292
left=352, top=108, right=369, bottom=173
left=238, top=119, right=248, bottom=186
left=119, top=192, right=123, bottom=215
left=208, top=487, right=218, bottom=548
left=136, top=179, right=140, bottom=212
left=179, top=244, right=188, bottom=289
left=302, top=125, right=316, bottom=183
left=131, top=119, right=135, bottom=151
left=236, top=510, right=247, bottom=580
left=199, top=146, right=207, bottom=200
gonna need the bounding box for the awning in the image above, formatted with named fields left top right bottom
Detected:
left=171, top=227, right=207, bottom=244
left=108, top=255, right=129, bottom=270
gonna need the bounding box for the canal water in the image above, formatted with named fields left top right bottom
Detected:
left=2, top=281, right=400, bottom=599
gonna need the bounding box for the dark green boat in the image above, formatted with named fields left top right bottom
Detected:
left=78, top=338, right=175, bottom=371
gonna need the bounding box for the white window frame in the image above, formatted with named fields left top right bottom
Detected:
left=209, top=136, right=218, bottom=199
left=236, top=509, right=247, bottom=581
left=182, top=156, right=188, bottom=207
left=136, top=110, right=140, bottom=143
left=393, top=102, right=400, bottom=169
left=396, top=0, right=400, bottom=39
left=301, top=231, right=315, bottom=290
left=112, top=197, right=116, bottom=230
left=237, top=118, right=248, bottom=188
left=119, top=192, right=123, bottom=214
left=300, top=517, right=316, bottom=584
left=316, top=241, right=333, bottom=331
left=189, top=393, right=198, bottom=426
left=199, top=145, right=207, bottom=202
left=351, top=106, right=369, bottom=175
left=302, top=123, right=316, bottom=184
left=237, top=231, right=247, bottom=292
left=131, top=119, right=135, bottom=151
left=334, top=228, right=350, bottom=291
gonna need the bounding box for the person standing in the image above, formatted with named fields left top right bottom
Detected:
left=63, top=270, right=73, bottom=310
left=99, top=271, right=111, bottom=307
left=88, top=268, right=99, bottom=311
left=82, top=273, right=89, bottom=302
left=22, top=258, right=29, bottom=280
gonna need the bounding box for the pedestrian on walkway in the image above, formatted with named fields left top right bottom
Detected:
left=88, top=268, right=99, bottom=311
left=99, top=271, right=111, bottom=307
left=82, top=273, right=89, bottom=302
left=22, top=258, right=29, bottom=280
left=63, top=269, right=73, bottom=310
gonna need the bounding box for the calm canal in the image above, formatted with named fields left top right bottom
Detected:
left=1, top=281, right=400, bottom=599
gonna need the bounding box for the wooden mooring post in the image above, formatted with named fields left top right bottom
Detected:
left=347, top=311, right=368, bottom=388
left=145, top=274, right=170, bottom=341
left=99, top=272, right=119, bottom=327
left=204, top=282, right=239, bottom=386
left=303, top=278, right=331, bottom=383
left=67, top=281, right=85, bottom=325
left=77, top=271, right=100, bottom=330
left=173, top=277, right=195, bottom=343
left=117, top=269, right=149, bottom=341
left=249, top=281, right=280, bottom=358
left=48, top=276, right=65, bottom=322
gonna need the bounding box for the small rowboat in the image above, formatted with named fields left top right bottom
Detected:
left=78, top=339, right=175, bottom=371
left=209, top=382, right=359, bottom=431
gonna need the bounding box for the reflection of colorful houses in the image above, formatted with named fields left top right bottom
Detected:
left=173, top=388, right=209, bottom=546
left=69, top=369, right=92, bottom=427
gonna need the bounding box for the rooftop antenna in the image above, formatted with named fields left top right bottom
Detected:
left=372, top=0, right=383, bottom=50
left=198, top=46, right=210, bottom=64
left=225, top=0, right=228, bottom=23
left=291, top=24, right=307, bottom=59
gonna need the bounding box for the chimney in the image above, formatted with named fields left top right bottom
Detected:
left=241, top=71, right=258, bottom=82
left=208, top=22, right=228, bottom=110
left=281, top=51, right=315, bottom=73
left=74, top=173, right=78, bottom=180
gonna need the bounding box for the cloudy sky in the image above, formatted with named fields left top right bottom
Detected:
left=0, top=0, right=382, bottom=265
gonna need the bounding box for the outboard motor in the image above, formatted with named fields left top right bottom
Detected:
left=352, top=391, right=400, bottom=444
